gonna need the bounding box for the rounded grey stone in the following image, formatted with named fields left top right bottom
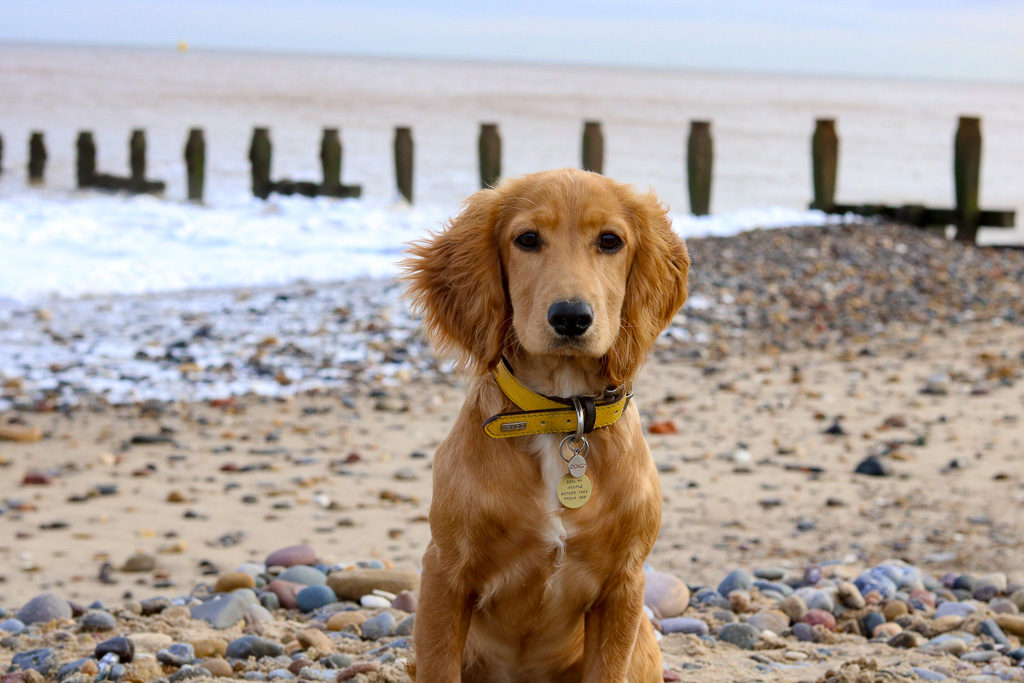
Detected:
left=360, top=612, right=396, bottom=640
left=81, top=610, right=117, bottom=632
left=17, top=593, right=72, bottom=625
left=226, top=635, right=285, bottom=660
left=277, top=566, right=327, bottom=586
left=718, top=622, right=760, bottom=649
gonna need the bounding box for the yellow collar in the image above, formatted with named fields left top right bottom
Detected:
left=482, top=358, right=631, bottom=439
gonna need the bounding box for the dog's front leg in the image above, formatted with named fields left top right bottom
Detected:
left=412, top=544, right=473, bottom=681
left=582, top=574, right=647, bottom=683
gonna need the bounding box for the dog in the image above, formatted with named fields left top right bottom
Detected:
left=403, top=168, right=689, bottom=681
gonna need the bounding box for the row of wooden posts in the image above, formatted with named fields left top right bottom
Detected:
left=0, top=116, right=1013, bottom=243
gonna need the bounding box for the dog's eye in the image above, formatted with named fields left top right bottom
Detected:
left=598, top=233, right=623, bottom=252
left=514, top=232, right=540, bottom=250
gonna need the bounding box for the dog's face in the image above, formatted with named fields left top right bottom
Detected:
left=404, top=169, right=689, bottom=384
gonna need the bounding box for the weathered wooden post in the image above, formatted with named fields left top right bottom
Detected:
left=28, top=131, right=46, bottom=184
left=954, top=116, right=982, bottom=243
left=184, top=128, right=205, bottom=202
left=394, top=126, right=414, bottom=203
left=811, top=118, right=839, bottom=211
left=582, top=120, right=604, bottom=174
left=687, top=120, right=713, bottom=216
left=76, top=131, right=97, bottom=189
left=129, top=129, right=147, bottom=190
left=320, top=128, right=342, bottom=194
left=479, top=123, right=501, bottom=189
left=249, top=127, right=272, bottom=199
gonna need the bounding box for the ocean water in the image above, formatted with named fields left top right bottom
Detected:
left=0, top=43, right=1022, bottom=301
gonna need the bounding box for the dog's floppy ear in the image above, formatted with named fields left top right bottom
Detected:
left=604, top=191, right=689, bottom=385
left=403, top=189, right=509, bottom=375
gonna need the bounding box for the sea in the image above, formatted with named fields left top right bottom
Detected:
left=1, top=42, right=1023, bottom=302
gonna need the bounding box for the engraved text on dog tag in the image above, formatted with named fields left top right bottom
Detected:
left=557, top=473, right=592, bottom=508
left=567, top=454, right=587, bottom=478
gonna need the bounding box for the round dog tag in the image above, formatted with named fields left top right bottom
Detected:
left=567, top=454, right=587, bottom=478
left=557, top=473, right=592, bottom=509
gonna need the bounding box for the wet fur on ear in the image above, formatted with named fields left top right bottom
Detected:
left=403, top=189, right=510, bottom=376
left=603, top=190, right=690, bottom=385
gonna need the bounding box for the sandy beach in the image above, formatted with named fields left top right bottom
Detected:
left=3, top=223, right=1024, bottom=681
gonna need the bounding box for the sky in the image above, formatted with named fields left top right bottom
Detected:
left=2, top=0, right=1023, bottom=82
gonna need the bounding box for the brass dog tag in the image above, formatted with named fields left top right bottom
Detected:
left=557, top=473, right=592, bottom=509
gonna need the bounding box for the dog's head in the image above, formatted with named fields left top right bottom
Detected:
left=404, top=168, right=689, bottom=384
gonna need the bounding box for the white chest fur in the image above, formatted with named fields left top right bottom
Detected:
left=530, top=433, right=570, bottom=552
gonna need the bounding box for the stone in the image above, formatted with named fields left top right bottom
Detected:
left=0, top=618, right=25, bottom=634
left=978, top=618, right=1009, bottom=646
left=988, top=598, right=1018, bottom=615
left=296, top=585, right=337, bottom=612
left=882, top=601, right=909, bottom=621
left=191, top=637, right=228, bottom=658
left=300, top=668, right=340, bottom=681
left=887, top=630, right=924, bottom=648
left=360, top=594, right=391, bottom=609
left=935, top=601, right=976, bottom=619
left=16, top=593, right=71, bottom=624
left=872, top=622, right=902, bottom=639
left=169, top=665, right=212, bottom=681
left=225, top=635, right=285, bottom=660
left=140, top=597, right=172, bottom=616
left=777, top=595, right=807, bottom=623
left=391, top=590, right=417, bottom=613
left=11, top=649, right=57, bottom=676
left=922, top=635, right=967, bottom=656
left=912, top=667, right=948, bottom=681
left=854, top=573, right=896, bottom=601
left=799, top=589, right=834, bottom=614
left=260, top=592, right=280, bottom=611
left=395, top=614, right=415, bottom=636
left=214, top=572, right=256, bottom=592
left=717, top=569, right=753, bottom=597
left=643, top=568, right=690, bottom=619
left=837, top=582, right=865, bottom=609
left=660, top=617, right=709, bottom=636
left=994, top=613, right=1024, bottom=637
left=801, top=609, right=835, bottom=631
left=95, top=636, right=135, bottom=663
left=246, top=604, right=274, bottom=626
left=81, top=610, right=117, bottom=631
left=121, top=553, right=157, bottom=572
left=746, top=610, right=788, bottom=634
left=320, top=653, right=354, bottom=669
left=295, top=628, right=335, bottom=654
left=265, top=544, right=317, bottom=568
left=718, top=622, right=759, bottom=649
left=327, top=569, right=420, bottom=601
left=128, top=632, right=173, bottom=654
left=1010, top=588, right=1024, bottom=611
left=278, top=566, right=328, bottom=586
left=266, top=579, right=305, bottom=609
left=125, top=654, right=164, bottom=681
left=791, top=622, right=816, bottom=642
left=336, top=662, right=380, bottom=680
left=202, top=658, right=233, bottom=677
left=157, top=642, right=197, bottom=668
left=327, top=611, right=367, bottom=632
left=753, top=567, right=786, bottom=581
left=190, top=593, right=247, bottom=629
left=960, top=650, right=999, bottom=663
left=360, top=612, right=396, bottom=640
left=930, top=615, right=965, bottom=633
left=854, top=455, right=890, bottom=476
left=268, top=670, right=295, bottom=681
left=56, top=658, right=94, bottom=679
left=728, top=590, right=751, bottom=613
left=289, top=658, right=313, bottom=675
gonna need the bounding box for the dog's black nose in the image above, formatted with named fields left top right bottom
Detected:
left=548, top=300, right=593, bottom=337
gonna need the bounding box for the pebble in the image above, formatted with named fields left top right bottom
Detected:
left=80, top=610, right=116, bottom=632
left=912, top=668, right=949, bottom=681
left=718, top=623, right=760, bottom=650
left=988, top=598, right=1018, bottom=615
left=225, top=635, right=285, bottom=660
left=960, top=650, right=1000, bottom=663
left=326, top=611, right=367, bottom=632
left=872, top=622, right=902, bottom=639
left=776, top=595, right=807, bottom=623
left=157, top=643, right=196, bottom=667
left=391, top=590, right=417, bottom=613
left=277, top=566, right=328, bottom=586
left=728, top=590, right=751, bottom=613
left=169, top=665, right=212, bottom=681
left=801, top=609, right=835, bottom=631
left=359, top=612, right=395, bottom=640
left=192, top=637, right=228, bottom=658
left=296, top=585, right=337, bottom=612
left=190, top=593, right=248, bottom=629
left=660, top=617, right=709, bottom=636
left=887, top=630, right=925, bottom=648
left=854, top=455, right=891, bottom=476
left=746, top=610, right=788, bottom=634
left=266, top=579, right=305, bottom=609
left=95, top=636, right=135, bottom=663
left=994, top=613, right=1024, bottom=637
left=978, top=618, right=1010, bottom=646
left=327, top=569, right=420, bottom=601
left=394, top=614, right=415, bottom=636
left=11, top=648, right=58, bottom=676
left=0, top=618, right=26, bottom=634
left=264, top=545, right=317, bottom=568
left=717, top=569, right=752, bottom=597
left=120, top=553, right=157, bottom=572
left=791, top=622, right=817, bottom=642
left=320, top=653, right=354, bottom=669
left=336, top=662, right=380, bottom=680
left=935, top=601, right=977, bottom=619
left=753, top=567, right=786, bottom=581
left=202, top=658, right=234, bottom=677
left=295, top=628, right=335, bottom=654
left=836, top=581, right=865, bottom=609
left=799, top=589, right=834, bottom=614
left=359, top=594, right=391, bottom=609
left=16, top=593, right=71, bottom=624
left=643, top=568, right=691, bottom=619
left=214, top=571, right=256, bottom=592
left=882, top=600, right=909, bottom=621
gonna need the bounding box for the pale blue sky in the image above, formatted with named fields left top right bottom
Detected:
left=2, top=0, right=1022, bottom=81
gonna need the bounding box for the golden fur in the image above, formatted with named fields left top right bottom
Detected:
left=403, top=168, right=689, bottom=682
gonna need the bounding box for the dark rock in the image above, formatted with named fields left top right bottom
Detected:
left=718, top=623, right=759, bottom=649
left=95, top=636, right=135, bottom=663
left=296, top=585, right=336, bottom=612
left=157, top=643, right=196, bottom=667
left=978, top=618, right=1010, bottom=646
left=11, top=648, right=57, bottom=676
left=854, top=456, right=890, bottom=476
left=717, top=569, right=752, bottom=597
left=225, top=635, right=284, bottom=660
left=168, top=666, right=212, bottom=681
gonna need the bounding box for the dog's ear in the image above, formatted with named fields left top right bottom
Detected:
left=604, top=191, right=689, bottom=385
left=403, top=189, right=509, bottom=375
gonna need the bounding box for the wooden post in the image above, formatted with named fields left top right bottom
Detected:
left=687, top=120, right=713, bottom=216
left=76, top=131, right=97, bottom=189
left=811, top=119, right=838, bottom=211
left=28, top=131, right=46, bottom=184
left=249, top=127, right=272, bottom=199
left=954, top=116, right=982, bottom=243
left=479, top=123, right=501, bottom=189
left=394, top=126, right=414, bottom=203
left=184, top=128, right=205, bottom=202
left=129, top=129, right=147, bottom=190
left=582, top=120, right=604, bottom=174
left=320, top=127, right=342, bottom=194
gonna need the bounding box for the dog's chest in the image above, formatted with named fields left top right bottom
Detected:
left=530, top=434, right=576, bottom=549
